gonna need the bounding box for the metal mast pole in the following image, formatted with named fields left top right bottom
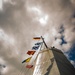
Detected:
left=41, top=36, right=48, bottom=49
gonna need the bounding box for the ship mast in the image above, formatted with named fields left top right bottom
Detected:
left=40, top=36, right=48, bottom=49
left=33, top=36, right=50, bottom=75
left=33, top=36, right=75, bottom=75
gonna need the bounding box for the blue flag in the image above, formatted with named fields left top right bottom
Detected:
left=35, top=42, right=43, bottom=45
left=32, top=46, right=40, bottom=50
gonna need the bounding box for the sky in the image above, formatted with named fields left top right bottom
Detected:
left=0, top=0, right=75, bottom=75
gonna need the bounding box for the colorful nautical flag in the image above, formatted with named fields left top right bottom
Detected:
left=26, top=65, right=33, bottom=68
left=22, top=57, right=31, bottom=63
left=35, top=42, right=43, bottom=45
left=32, top=46, right=39, bottom=50
left=27, top=51, right=36, bottom=55
left=33, top=37, right=41, bottom=40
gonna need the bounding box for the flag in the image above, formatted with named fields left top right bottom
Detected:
left=33, top=37, right=41, bottom=40
left=27, top=51, right=36, bottom=55
left=22, top=57, right=31, bottom=63
left=32, top=46, right=39, bottom=50
left=26, top=65, right=33, bottom=68
left=35, top=42, right=43, bottom=45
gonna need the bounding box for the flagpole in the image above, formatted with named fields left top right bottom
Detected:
left=41, top=36, right=48, bottom=49
left=33, top=36, right=49, bottom=75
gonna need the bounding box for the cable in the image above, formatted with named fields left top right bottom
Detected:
left=17, top=64, right=25, bottom=75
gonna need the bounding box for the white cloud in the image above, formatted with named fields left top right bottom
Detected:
left=38, top=15, right=48, bottom=25
left=0, top=29, right=20, bottom=58
left=30, top=7, right=42, bottom=16
left=51, top=28, right=58, bottom=37
left=0, top=0, right=75, bottom=74
left=43, top=33, right=49, bottom=42
left=3, top=0, right=16, bottom=5
left=52, top=39, right=62, bottom=49
left=26, top=4, right=49, bottom=26
left=70, top=60, right=75, bottom=67
left=62, top=43, right=72, bottom=52
left=0, top=29, right=15, bottom=45
left=0, top=0, right=16, bottom=11
left=0, top=58, right=5, bottom=64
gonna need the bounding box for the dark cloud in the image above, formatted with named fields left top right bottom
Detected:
left=0, top=0, right=75, bottom=74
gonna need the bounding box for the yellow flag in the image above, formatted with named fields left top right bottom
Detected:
left=22, top=57, right=31, bottom=63
left=26, top=57, right=31, bottom=62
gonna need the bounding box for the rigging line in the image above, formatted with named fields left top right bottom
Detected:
left=16, top=37, right=41, bottom=75
left=26, top=38, right=43, bottom=74
left=17, top=65, right=23, bottom=75
left=23, top=37, right=43, bottom=75
left=18, top=62, right=30, bottom=75
left=17, top=59, right=30, bottom=75
left=23, top=63, right=32, bottom=75
left=20, top=39, right=42, bottom=75
left=24, top=68, right=31, bottom=75
left=15, top=52, right=27, bottom=75
left=16, top=38, right=41, bottom=75
left=9, top=43, right=27, bottom=75
left=21, top=64, right=28, bottom=75
left=22, top=62, right=33, bottom=75
left=17, top=64, right=25, bottom=75
left=18, top=59, right=30, bottom=75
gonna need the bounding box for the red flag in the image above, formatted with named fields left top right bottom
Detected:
left=26, top=65, right=33, bottom=68
left=27, top=51, right=36, bottom=55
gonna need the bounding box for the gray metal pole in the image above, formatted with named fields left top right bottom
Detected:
left=41, top=36, right=48, bottom=49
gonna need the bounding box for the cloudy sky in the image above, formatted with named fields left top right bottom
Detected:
left=0, top=0, right=75, bottom=75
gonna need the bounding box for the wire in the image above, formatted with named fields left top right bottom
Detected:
left=17, top=64, right=25, bottom=75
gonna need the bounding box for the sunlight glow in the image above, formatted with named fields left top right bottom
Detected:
left=26, top=6, right=49, bottom=26
left=39, top=15, right=48, bottom=25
